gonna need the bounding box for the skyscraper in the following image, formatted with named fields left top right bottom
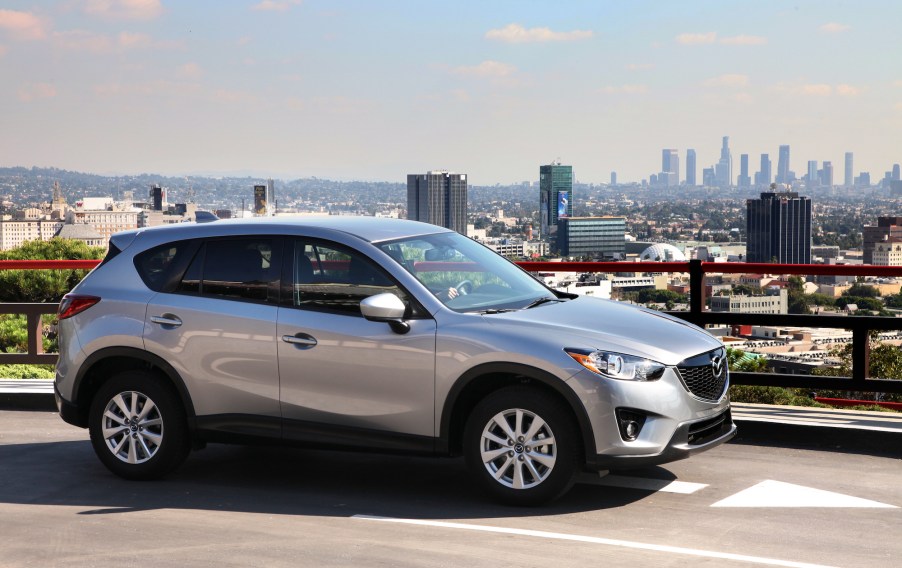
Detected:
left=610, top=171, right=617, bottom=186
left=716, top=136, right=732, bottom=188
left=407, top=170, right=468, bottom=235
left=755, top=154, right=772, bottom=187
left=661, top=149, right=679, bottom=187
left=776, top=145, right=791, bottom=185
left=807, top=160, right=818, bottom=189
left=844, top=152, right=854, bottom=187
left=738, top=154, right=751, bottom=187
left=686, top=149, right=697, bottom=186
left=539, top=161, right=573, bottom=235
left=893, top=164, right=901, bottom=181
left=746, top=190, right=812, bottom=264
left=821, top=161, right=834, bottom=187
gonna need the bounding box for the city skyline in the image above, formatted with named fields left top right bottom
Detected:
left=1, top=1, right=900, bottom=185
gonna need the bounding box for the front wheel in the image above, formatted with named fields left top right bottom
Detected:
left=464, top=386, right=579, bottom=505
left=88, top=371, right=190, bottom=480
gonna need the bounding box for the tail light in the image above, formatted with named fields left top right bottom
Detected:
left=58, top=294, right=101, bottom=320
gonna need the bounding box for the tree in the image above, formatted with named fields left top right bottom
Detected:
left=0, top=238, right=104, bottom=303
left=843, top=284, right=878, bottom=298
left=813, top=341, right=902, bottom=403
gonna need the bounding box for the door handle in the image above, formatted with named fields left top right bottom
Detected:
left=150, top=314, right=182, bottom=327
left=282, top=333, right=317, bottom=347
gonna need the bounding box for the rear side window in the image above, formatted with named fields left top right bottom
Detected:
left=177, top=237, right=280, bottom=303
left=134, top=241, right=195, bottom=292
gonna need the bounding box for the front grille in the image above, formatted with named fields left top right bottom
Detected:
left=687, top=409, right=733, bottom=446
left=676, top=348, right=729, bottom=401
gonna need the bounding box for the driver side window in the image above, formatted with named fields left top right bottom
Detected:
left=289, top=240, right=408, bottom=315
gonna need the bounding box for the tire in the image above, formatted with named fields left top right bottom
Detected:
left=463, top=386, right=579, bottom=505
left=88, top=370, right=191, bottom=480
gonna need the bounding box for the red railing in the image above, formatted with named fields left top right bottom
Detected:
left=2, top=258, right=902, bottom=395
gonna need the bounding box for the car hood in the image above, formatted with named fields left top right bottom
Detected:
left=483, top=296, right=723, bottom=365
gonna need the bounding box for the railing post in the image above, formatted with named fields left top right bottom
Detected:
left=851, top=324, right=870, bottom=389
left=27, top=309, right=43, bottom=356
left=689, top=259, right=705, bottom=317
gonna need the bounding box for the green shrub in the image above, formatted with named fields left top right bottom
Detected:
left=729, top=385, right=830, bottom=408
left=0, top=364, right=55, bottom=379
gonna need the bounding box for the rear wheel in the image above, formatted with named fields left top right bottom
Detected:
left=464, top=386, right=579, bottom=505
left=88, top=371, right=190, bottom=480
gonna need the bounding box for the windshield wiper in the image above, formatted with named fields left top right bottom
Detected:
left=479, top=308, right=517, bottom=314
left=523, top=297, right=564, bottom=309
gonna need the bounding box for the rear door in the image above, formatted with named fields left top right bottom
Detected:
left=142, top=236, right=282, bottom=436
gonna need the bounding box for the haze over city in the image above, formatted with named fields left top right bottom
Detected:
left=1, top=0, right=900, bottom=184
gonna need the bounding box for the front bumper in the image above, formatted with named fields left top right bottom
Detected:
left=585, top=407, right=737, bottom=471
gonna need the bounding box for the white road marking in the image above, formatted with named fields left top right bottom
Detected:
left=711, top=480, right=898, bottom=508
left=353, top=515, right=837, bottom=568
left=592, top=473, right=708, bottom=494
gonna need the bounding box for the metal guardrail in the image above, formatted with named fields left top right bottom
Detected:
left=2, top=258, right=902, bottom=394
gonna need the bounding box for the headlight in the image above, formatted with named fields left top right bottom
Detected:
left=565, top=349, right=666, bottom=381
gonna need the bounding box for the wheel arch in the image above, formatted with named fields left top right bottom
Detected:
left=438, top=362, right=595, bottom=461
left=70, top=346, right=197, bottom=431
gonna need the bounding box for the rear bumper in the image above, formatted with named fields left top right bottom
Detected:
left=55, top=383, right=87, bottom=428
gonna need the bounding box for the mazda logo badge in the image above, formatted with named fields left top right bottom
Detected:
left=711, top=355, right=725, bottom=378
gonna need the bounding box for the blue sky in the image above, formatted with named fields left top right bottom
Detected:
left=1, top=0, right=900, bottom=185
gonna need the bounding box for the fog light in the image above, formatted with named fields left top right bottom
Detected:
left=616, top=409, right=647, bottom=442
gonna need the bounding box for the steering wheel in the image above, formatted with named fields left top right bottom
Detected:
left=454, top=280, right=474, bottom=296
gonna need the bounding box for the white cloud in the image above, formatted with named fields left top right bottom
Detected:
left=625, top=63, right=654, bottom=71
left=0, top=9, right=48, bottom=40
left=118, top=31, right=151, bottom=48
left=83, top=0, right=164, bottom=21
left=177, top=62, right=203, bottom=79
left=252, top=0, right=302, bottom=12
left=820, top=22, right=850, bottom=33
left=675, top=32, right=716, bottom=45
left=453, top=60, right=516, bottom=78
left=598, top=84, right=648, bottom=95
left=801, top=84, right=833, bottom=96
left=720, top=34, right=767, bottom=45
left=704, top=74, right=750, bottom=88
left=18, top=82, right=57, bottom=102
left=836, top=84, right=860, bottom=96
left=485, top=23, right=592, bottom=43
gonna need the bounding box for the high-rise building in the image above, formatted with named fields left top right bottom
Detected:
left=776, top=145, right=791, bottom=184
left=686, top=149, right=697, bottom=186
left=746, top=190, right=812, bottom=264
left=610, top=171, right=617, bottom=186
left=755, top=154, right=772, bottom=187
left=844, top=152, right=854, bottom=187
left=863, top=217, right=902, bottom=264
left=557, top=216, right=626, bottom=259
left=716, top=136, right=732, bottom=188
left=807, top=160, right=819, bottom=189
left=407, top=170, right=468, bottom=235
left=893, top=164, right=901, bottom=181
left=539, top=162, right=573, bottom=235
left=661, top=149, right=679, bottom=187
left=738, top=154, right=751, bottom=187
left=821, top=161, right=834, bottom=187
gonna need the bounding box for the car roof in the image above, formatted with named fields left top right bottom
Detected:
left=111, top=216, right=454, bottom=251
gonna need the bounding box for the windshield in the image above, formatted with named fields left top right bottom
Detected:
left=379, top=232, right=558, bottom=313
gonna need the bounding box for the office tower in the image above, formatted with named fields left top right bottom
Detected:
left=807, top=161, right=818, bottom=189
left=755, top=154, right=772, bottom=187
left=776, top=145, right=791, bottom=184
left=686, top=149, right=697, bottom=186
left=863, top=217, right=902, bottom=264
left=610, top=171, right=617, bottom=185
left=407, top=170, right=468, bottom=235
left=539, top=161, right=573, bottom=235
left=746, top=190, right=812, bottom=264
left=702, top=167, right=716, bottom=187
left=662, top=149, right=679, bottom=187
left=844, top=152, right=854, bottom=187
left=267, top=178, right=275, bottom=215
left=856, top=172, right=871, bottom=188
left=716, top=136, right=732, bottom=188
left=738, top=154, right=751, bottom=187
left=821, top=161, right=834, bottom=187
left=557, top=216, right=626, bottom=259
left=894, top=164, right=901, bottom=181
left=150, top=185, right=163, bottom=211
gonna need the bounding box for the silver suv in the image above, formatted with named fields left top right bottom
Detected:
left=56, top=217, right=735, bottom=505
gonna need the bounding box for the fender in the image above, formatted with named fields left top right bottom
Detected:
left=438, top=362, right=596, bottom=460
left=73, top=346, right=197, bottom=428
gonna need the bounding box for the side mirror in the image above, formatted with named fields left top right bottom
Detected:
left=360, top=293, right=410, bottom=334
